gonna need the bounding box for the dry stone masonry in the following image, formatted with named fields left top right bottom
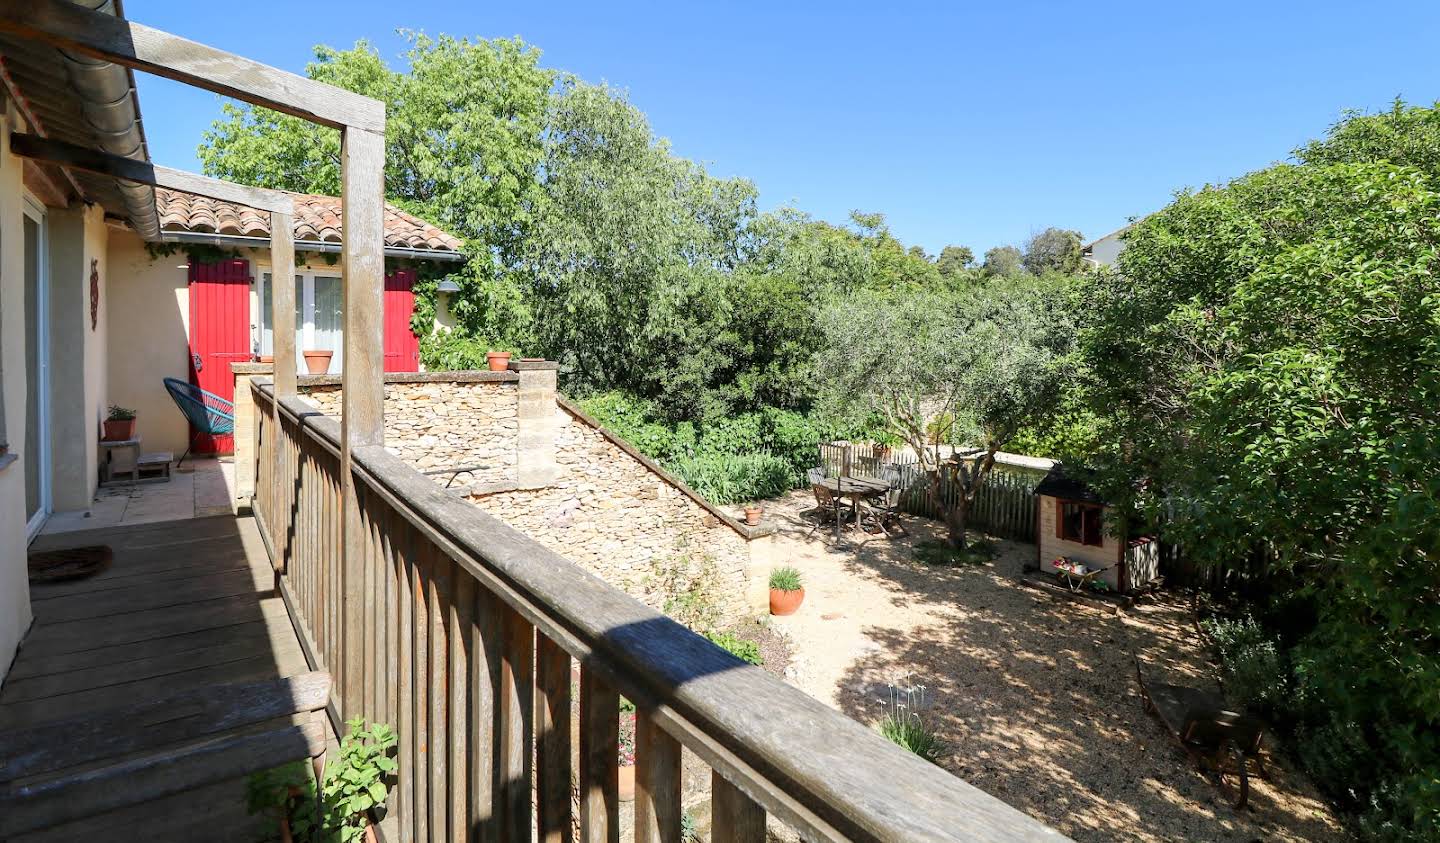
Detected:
left=235, top=363, right=771, bottom=623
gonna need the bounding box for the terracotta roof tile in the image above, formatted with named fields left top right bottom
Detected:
left=155, top=188, right=465, bottom=254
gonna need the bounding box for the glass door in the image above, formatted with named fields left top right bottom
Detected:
left=257, top=271, right=304, bottom=374
left=23, top=200, right=49, bottom=538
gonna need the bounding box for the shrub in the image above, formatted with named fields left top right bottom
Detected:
left=913, top=538, right=994, bottom=567
left=878, top=682, right=945, bottom=764
left=769, top=565, right=802, bottom=592
left=703, top=630, right=764, bottom=666
left=419, top=331, right=521, bottom=371
left=1202, top=615, right=1289, bottom=712
left=671, top=452, right=791, bottom=505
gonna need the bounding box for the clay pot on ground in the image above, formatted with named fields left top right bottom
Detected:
left=617, top=763, right=636, bottom=802
left=101, top=418, right=136, bottom=442
left=743, top=505, right=763, bottom=526
left=769, top=587, right=805, bottom=616
left=486, top=350, right=513, bottom=372
left=302, top=350, right=333, bottom=374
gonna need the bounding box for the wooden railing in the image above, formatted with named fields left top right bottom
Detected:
left=253, top=381, right=1066, bottom=842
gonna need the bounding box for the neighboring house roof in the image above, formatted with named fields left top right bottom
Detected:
left=156, top=188, right=465, bottom=255
left=1033, top=464, right=1106, bottom=504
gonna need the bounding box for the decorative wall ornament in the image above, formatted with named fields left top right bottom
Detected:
left=89, top=258, right=100, bottom=331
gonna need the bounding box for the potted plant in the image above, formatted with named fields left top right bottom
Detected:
left=302, top=349, right=333, bottom=374
left=769, top=566, right=805, bottom=616
left=247, top=717, right=397, bottom=843
left=102, top=405, right=136, bottom=441
left=486, top=350, right=513, bottom=372
left=743, top=503, right=763, bottom=526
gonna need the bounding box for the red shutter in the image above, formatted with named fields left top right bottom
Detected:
left=187, top=259, right=252, bottom=454
left=383, top=268, right=420, bottom=372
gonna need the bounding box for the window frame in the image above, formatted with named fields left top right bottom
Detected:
left=1055, top=498, right=1104, bottom=547
left=254, top=265, right=345, bottom=371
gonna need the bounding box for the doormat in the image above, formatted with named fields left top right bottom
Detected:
left=28, top=545, right=113, bottom=584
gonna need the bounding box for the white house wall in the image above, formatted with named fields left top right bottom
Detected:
left=0, top=103, right=34, bottom=679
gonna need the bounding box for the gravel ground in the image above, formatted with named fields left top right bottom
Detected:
left=733, top=491, right=1349, bottom=842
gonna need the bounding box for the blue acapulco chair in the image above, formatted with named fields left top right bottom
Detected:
left=162, top=377, right=235, bottom=468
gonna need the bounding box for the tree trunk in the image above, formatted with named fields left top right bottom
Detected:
left=945, top=495, right=970, bottom=550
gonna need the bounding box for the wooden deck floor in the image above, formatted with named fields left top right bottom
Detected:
left=3, top=514, right=310, bottom=842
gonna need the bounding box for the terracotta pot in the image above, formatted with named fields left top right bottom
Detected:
left=303, top=350, right=333, bottom=374
left=617, top=763, right=636, bottom=802
left=486, top=351, right=513, bottom=372
left=769, top=587, right=805, bottom=616
left=102, top=418, right=136, bottom=442
left=258, top=354, right=274, bottom=364
left=744, top=506, right=762, bottom=526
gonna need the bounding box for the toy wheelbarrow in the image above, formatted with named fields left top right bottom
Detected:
left=1135, top=657, right=1267, bottom=809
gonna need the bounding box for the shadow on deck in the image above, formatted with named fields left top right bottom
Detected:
left=2, top=515, right=309, bottom=842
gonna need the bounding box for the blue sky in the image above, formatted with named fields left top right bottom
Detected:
left=129, top=1, right=1440, bottom=255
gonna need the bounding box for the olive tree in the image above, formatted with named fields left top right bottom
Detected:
left=815, top=277, right=1072, bottom=547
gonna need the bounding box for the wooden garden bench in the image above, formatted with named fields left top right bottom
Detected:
left=0, top=672, right=331, bottom=837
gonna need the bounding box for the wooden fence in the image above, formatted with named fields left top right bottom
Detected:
left=252, top=382, right=1065, bottom=842
left=818, top=442, right=1044, bottom=542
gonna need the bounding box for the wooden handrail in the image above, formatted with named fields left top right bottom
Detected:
left=250, top=380, right=1067, bottom=842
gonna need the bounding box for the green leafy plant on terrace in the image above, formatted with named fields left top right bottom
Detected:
left=246, top=718, right=398, bottom=843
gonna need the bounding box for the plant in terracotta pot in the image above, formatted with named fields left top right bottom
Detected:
left=769, top=566, right=805, bottom=616
left=617, top=698, right=638, bottom=802
left=302, top=350, right=333, bottom=375
left=247, top=717, right=397, bottom=843
left=743, top=503, right=763, bottom=526
left=102, top=405, right=137, bottom=441
left=486, top=350, right=513, bottom=371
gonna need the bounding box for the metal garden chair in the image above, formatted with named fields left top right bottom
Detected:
left=162, top=377, right=235, bottom=467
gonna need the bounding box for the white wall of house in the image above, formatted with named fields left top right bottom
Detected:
left=1037, top=494, right=1123, bottom=591
left=105, top=228, right=194, bottom=458
left=0, top=103, right=35, bottom=679
left=47, top=203, right=109, bottom=512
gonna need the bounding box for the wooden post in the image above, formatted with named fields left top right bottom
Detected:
left=270, top=210, right=295, bottom=396
left=634, top=711, right=681, bottom=843
left=712, top=773, right=766, bottom=843
left=340, top=125, right=386, bottom=714
left=578, top=667, right=619, bottom=843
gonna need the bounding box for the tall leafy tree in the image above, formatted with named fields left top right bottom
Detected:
left=815, top=276, right=1072, bottom=548
left=199, top=33, right=553, bottom=270
left=935, top=245, right=975, bottom=279
left=981, top=244, right=1024, bottom=277
left=1021, top=227, right=1084, bottom=275
left=1078, top=105, right=1440, bottom=835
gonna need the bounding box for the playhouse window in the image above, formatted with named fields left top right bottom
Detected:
left=1058, top=500, right=1103, bottom=546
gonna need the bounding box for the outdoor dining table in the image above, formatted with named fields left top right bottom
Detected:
left=819, top=474, right=891, bottom=541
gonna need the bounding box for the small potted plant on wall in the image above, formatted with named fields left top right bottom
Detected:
left=102, top=405, right=136, bottom=441
left=486, top=349, right=512, bottom=371
left=302, top=349, right=333, bottom=375
left=743, top=502, right=763, bottom=526
left=769, top=565, right=805, bottom=616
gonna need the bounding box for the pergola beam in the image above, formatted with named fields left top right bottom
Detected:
left=0, top=0, right=385, bottom=132
left=10, top=132, right=294, bottom=215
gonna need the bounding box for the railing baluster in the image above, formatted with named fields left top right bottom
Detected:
left=500, top=604, right=534, bottom=841
left=634, top=711, right=681, bottom=843
left=450, top=569, right=474, bottom=843
left=412, top=540, right=430, bottom=843
left=428, top=544, right=450, bottom=842
left=579, top=666, right=618, bottom=843
left=395, top=514, right=414, bottom=842
left=472, top=587, right=503, bottom=843
left=712, top=773, right=765, bottom=843
left=536, top=634, right=573, bottom=843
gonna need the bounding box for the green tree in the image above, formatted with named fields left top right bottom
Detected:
left=1078, top=115, right=1440, bottom=835
left=1021, top=227, right=1084, bottom=275
left=980, top=245, right=1023, bottom=277
left=815, top=277, right=1073, bottom=548
left=935, top=245, right=975, bottom=279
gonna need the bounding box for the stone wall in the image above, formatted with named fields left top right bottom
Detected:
left=302, top=376, right=519, bottom=487
left=466, top=405, right=758, bottom=623
left=235, top=365, right=770, bottom=623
